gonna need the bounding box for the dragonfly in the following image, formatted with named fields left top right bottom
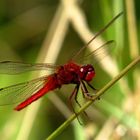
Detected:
left=0, top=12, right=122, bottom=111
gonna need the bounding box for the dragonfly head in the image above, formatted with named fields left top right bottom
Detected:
left=79, top=64, right=95, bottom=82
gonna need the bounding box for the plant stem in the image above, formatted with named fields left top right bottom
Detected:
left=47, top=56, right=140, bottom=140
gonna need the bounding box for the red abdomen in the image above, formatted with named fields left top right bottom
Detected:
left=15, top=75, right=59, bottom=111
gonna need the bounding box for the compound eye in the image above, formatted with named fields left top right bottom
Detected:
left=85, top=71, right=95, bottom=81
left=79, top=66, right=95, bottom=81
left=89, top=67, right=93, bottom=71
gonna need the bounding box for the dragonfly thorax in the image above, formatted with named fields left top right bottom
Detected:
left=79, top=64, right=95, bottom=82
left=56, top=62, right=95, bottom=85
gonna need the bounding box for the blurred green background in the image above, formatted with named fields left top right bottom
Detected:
left=0, top=0, right=140, bottom=140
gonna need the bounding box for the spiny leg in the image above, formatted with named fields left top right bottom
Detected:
left=87, top=82, right=96, bottom=91
left=68, top=84, right=79, bottom=112
left=79, top=80, right=95, bottom=119
left=74, top=84, right=89, bottom=118
left=68, top=84, right=83, bottom=125
left=81, top=81, right=100, bottom=100
left=81, top=81, right=93, bottom=100
left=74, top=84, right=82, bottom=108
left=69, top=84, right=90, bottom=124
left=87, top=83, right=100, bottom=99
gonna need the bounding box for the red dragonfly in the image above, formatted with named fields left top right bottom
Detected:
left=0, top=13, right=122, bottom=111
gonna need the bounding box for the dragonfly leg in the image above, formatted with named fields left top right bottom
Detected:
left=80, top=81, right=93, bottom=100
left=68, top=84, right=85, bottom=125
left=74, top=85, right=89, bottom=118
left=68, top=84, right=79, bottom=113
left=81, top=81, right=100, bottom=100
left=87, top=83, right=100, bottom=100
left=87, top=82, right=97, bottom=91
left=74, top=84, right=82, bottom=108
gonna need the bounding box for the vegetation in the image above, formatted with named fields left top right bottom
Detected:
left=0, top=0, right=139, bottom=140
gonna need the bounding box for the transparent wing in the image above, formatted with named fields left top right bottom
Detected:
left=0, top=61, right=58, bottom=74
left=72, top=12, right=122, bottom=60
left=82, top=40, right=115, bottom=64
left=0, top=76, right=49, bottom=105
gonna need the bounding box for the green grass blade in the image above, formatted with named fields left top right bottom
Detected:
left=47, top=56, right=140, bottom=140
